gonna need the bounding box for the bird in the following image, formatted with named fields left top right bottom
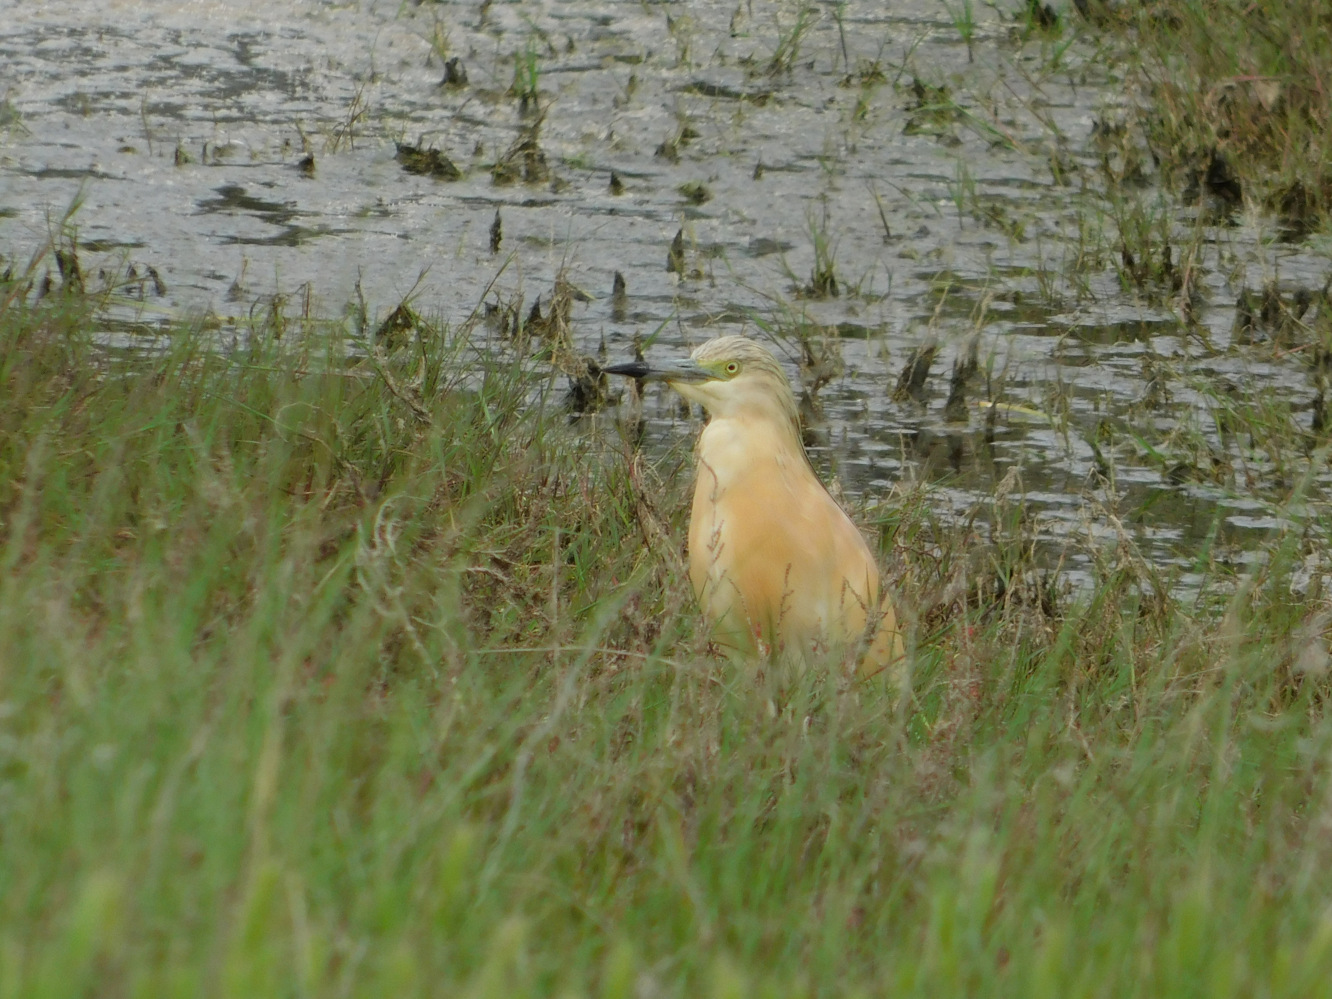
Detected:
left=604, top=336, right=903, bottom=678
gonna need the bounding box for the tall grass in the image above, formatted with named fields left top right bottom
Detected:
left=3, top=243, right=1332, bottom=996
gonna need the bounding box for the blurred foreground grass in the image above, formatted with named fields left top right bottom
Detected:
left=4, top=238, right=1332, bottom=996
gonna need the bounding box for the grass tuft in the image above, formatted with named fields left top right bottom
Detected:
left=1118, top=0, right=1332, bottom=231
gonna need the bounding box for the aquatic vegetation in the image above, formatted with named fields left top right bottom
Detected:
left=765, top=1, right=819, bottom=76
left=395, top=141, right=463, bottom=180
left=940, top=0, right=978, bottom=63
left=509, top=36, right=543, bottom=113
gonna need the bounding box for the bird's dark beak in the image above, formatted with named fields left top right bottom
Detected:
left=601, top=357, right=713, bottom=383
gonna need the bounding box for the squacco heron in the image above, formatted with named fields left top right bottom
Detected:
left=606, top=336, right=903, bottom=677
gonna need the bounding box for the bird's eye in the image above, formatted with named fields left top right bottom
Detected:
left=725, top=361, right=739, bottom=375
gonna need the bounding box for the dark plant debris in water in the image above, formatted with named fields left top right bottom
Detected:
left=894, top=340, right=938, bottom=405
left=395, top=142, right=462, bottom=180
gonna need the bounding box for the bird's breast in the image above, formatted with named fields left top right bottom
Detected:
left=688, top=417, right=878, bottom=652
left=681, top=414, right=900, bottom=674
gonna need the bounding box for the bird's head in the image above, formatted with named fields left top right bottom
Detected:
left=604, top=336, right=800, bottom=427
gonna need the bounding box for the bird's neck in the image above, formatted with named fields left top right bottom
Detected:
left=696, top=409, right=809, bottom=487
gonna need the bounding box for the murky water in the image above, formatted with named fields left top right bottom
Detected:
left=3, top=0, right=1330, bottom=593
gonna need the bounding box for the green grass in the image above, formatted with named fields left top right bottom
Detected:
left=4, top=243, right=1332, bottom=995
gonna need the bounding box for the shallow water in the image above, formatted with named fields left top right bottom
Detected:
left=3, top=0, right=1330, bottom=593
